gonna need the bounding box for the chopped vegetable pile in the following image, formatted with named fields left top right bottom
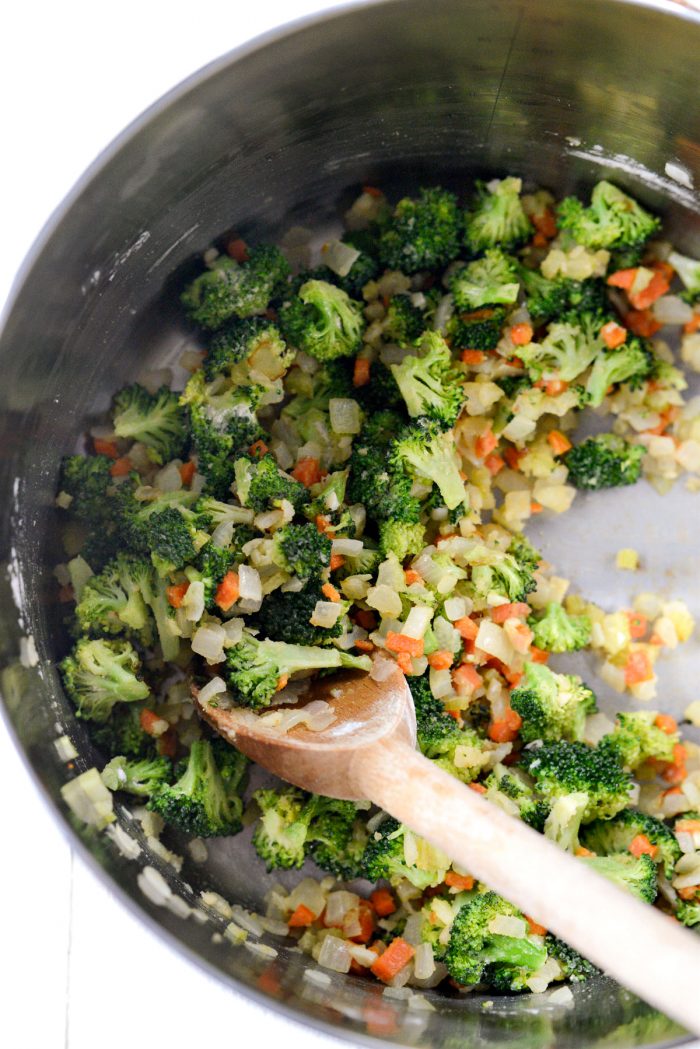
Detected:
left=56, top=177, right=700, bottom=997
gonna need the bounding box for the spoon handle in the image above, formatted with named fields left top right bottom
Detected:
left=352, top=737, right=700, bottom=1035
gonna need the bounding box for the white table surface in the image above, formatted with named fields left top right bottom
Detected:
left=3, top=4, right=700, bottom=1048
left=1, top=4, right=348, bottom=1047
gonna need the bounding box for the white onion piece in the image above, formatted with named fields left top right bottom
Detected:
left=443, top=597, right=467, bottom=622
left=210, top=520, right=234, bottom=548
left=488, top=914, right=527, bottom=938
left=191, top=623, right=226, bottom=663
left=154, top=461, right=183, bottom=491
left=322, top=239, right=361, bottom=277
left=402, top=606, right=433, bottom=640
left=413, top=942, right=436, bottom=981
left=198, top=676, right=226, bottom=704
left=182, top=580, right=205, bottom=622
left=652, top=295, right=693, bottom=325
left=318, top=935, right=351, bottom=973
left=331, top=537, right=364, bottom=557
left=475, top=620, right=515, bottom=664
left=324, top=891, right=359, bottom=927
left=329, top=398, right=362, bottom=434
left=238, top=565, right=262, bottom=603
left=310, top=601, right=344, bottom=628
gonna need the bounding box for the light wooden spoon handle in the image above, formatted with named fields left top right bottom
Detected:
left=351, top=738, right=700, bottom=1035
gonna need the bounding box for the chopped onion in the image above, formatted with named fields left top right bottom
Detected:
left=288, top=877, right=326, bottom=918
left=61, top=768, right=114, bottom=829
left=433, top=293, right=454, bottom=333
left=652, top=295, right=693, bottom=325
left=324, top=891, right=359, bottom=927
left=310, top=601, right=344, bottom=628
left=260, top=700, right=335, bottom=733
left=676, top=832, right=696, bottom=854
left=67, top=555, right=93, bottom=599
left=347, top=943, right=378, bottom=967
left=475, top=620, right=516, bottom=665
left=402, top=606, right=433, bottom=640
left=443, top=597, right=467, bottom=622
left=488, top=914, right=527, bottom=938
left=370, top=656, right=397, bottom=682
left=198, top=676, right=227, bottom=705
left=222, top=618, right=245, bottom=645
left=191, top=623, right=226, bottom=663
left=429, top=667, right=453, bottom=699
left=154, top=460, right=183, bottom=491
left=366, top=584, right=403, bottom=617
left=583, top=711, right=616, bottom=746
left=321, top=238, right=361, bottom=277
left=211, top=520, right=234, bottom=549
left=238, top=565, right=262, bottom=603
left=413, top=942, right=436, bottom=981
left=672, top=852, right=700, bottom=889
left=331, top=537, right=364, bottom=557
left=318, top=934, right=351, bottom=973
left=254, top=508, right=285, bottom=531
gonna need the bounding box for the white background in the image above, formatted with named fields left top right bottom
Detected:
left=0, top=4, right=349, bottom=1047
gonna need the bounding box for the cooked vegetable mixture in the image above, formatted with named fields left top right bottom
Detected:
left=57, top=177, right=700, bottom=995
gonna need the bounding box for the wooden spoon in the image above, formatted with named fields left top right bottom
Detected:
left=196, top=663, right=700, bottom=1034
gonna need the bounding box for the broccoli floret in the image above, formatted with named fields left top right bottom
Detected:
left=445, top=891, right=547, bottom=988
left=88, top=704, right=155, bottom=759
left=280, top=279, right=365, bottom=361
left=464, top=177, right=532, bottom=254
left=389, top=331, right=465, bottom=427
left=468, top=542, right=538, bottom=604
left=391, top=419, right=465, bottom=511
left=676, top=901, right=700, bottom=927
left=204, top=316, right=291, bottom=382
left=223, top=630, right=371, bottom=709
left=518, top=315, right=605, bottom=383
left=383, top=293, right=425, bottom=347
left=581, top=337, right=654, bottom=407
left=508, top=533, right=542, bottom=573
left=233, top=454, right=308, bottom=513
left=519, top=266, right=608, bottom=323
left=272, top=522, right=331, bottom=582
left=60, top=637, right=150, bottom=722
left=75, top=554, right=150, bottom=636
left=544, top=936, right=597, bottom=982
left=581, top=852, right=657, bottom=904
left=192, top=543, right=236, bottom=611
left=668, top=250, right=700, bottom=301
left=450, top=249, right=520, bottom=310
left=336, top=236, right=381, bottom=297
left=520, top=740, right=632, bottom=822
left=447, top=305, right=507, bottom=351
left=117, top=485, right=207, bottom=575
left=59, top=455, right=113, bottom=524
left=409, top=673, right=491, bottom=782
left=564, top=434, right=645, bottom=490
left=495, top=373, right=533, bottom=401
left=379, top=520, right=426, bottom=563
left=485, top=764, right=550, bottom=831
left=557, top=181, right=660, bottom=250
left=601, top=711, right=677, bottom=771
left=379, top=187, right=461, bottom=273
left=111, top=383, right=187, bottom=464
left=528, top=601, right=592, bottom=653
left=255, top=585, right=344, bottom=647
left=347, top=414, right=422, bottom=524
left=136, top=566, right=182, bottom=662
left=353, top=360, right=405, bottom=414
left=251, top=786, right=311, bottom=869
left=181, top=246, right=290, bottom=329
left=511, top=662, right=597, bottom=743
left=148, top=738, right=247, bottom=837
left=581, top=809, right=681, bottom=878
left=141, top=506, right=200, bottom=575
left=101, top=755, right=172, bottom=797
left=362, top=816, right=450, bottom=889
left=188, top=408, right=264, bottom=500
left=307, top=799, right=369, bottom=880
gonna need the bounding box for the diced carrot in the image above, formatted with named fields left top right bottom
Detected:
left=292, top=457, right=323, bottom=487
left=544, top=379, right=568, bottom=397
left=215, top=571, right=240, bottom=611
left=315, top=514, right=331, bottom=534
left=226, top=237, right=249, bottom=262
left=662, top=743, right=688, bottom=785
left=626, top=611, right=648, bottom=640
left=139, top=708, right=162, bottom=735
left=625, top=309, right=662, bottom=337
left=607, top=268, right=638, bottom=290
left=683, top=314, right=700, bottom=335
left=179, top=459, right=196, bottom=485
left=503, top=446, right=525, bottom=471
left=526, top=917, right=547, bottom=937
left=490, top=602, right=530, bottom=624
left=109, top=456, right=133, bottom=477
left=276, top=675, right=289, bottom=692
left=353, top=357, right=371, bottom=387
left=454, top=616, right=479, bottom=640
left=166, top=582, right=189, bottom=609
left=348, top=901, right=375, bottom=944
left=474, top=428, right=498, bottom=459
left=396, top=652, right=413, bottom=675
left=257, top=966, right=281, bottom=996
left=385, top=632, right=424, bottom=657
left=529, top=645, right=550, bottom=664
left=354, top=609, right=377, bottom=631
left=624, top=649, right=653, bottom=686
left=404, top=569, right=423, bottom=585
left=601, top=321, right=628, bottom=349
left=355, top=639, right=375, bottom=652
left=662, top=786, right=683, bottom=799
left=444, top=871, right=475, bottom=891
left=531, top=231, right=548, bottom=249
left=362, top=184, right=383, bottom=198
left=629, top=834, right=658, bottom=860
left=678, top=886, right=700, bottom=901
left=532, top=208, right=557, bottom=239
left=248, top=439, right=268, bottom=458
left=156, top=728, right=177, bottom=759
left=546, top=430, right=573, bottom=456
left=653, top=260, right=675, bottom=283
left=370, top=889, right=397, bottom=917
left=530, top=501, right=543, bottom=514
left=654, top=713, right=677, bottom=735
left=446, top=708, right=462, bottom=722
left=510, top=322, right=534, bottom=346
left=428, top=649, right=454, bottom=671
left=629, top=270, right=670, bottom=311
left=363, top=1002, right=398, bottom=1038
left=370, top=938, right=415, bottom=983
left=288, top=903, right=317, bottom=927
left=469, top=782, right=487, bottom=794
left=675, top=819, right=700, bottom=833
left=93, top=437, right=119, bottom=459
left=488, top=707, right=522, bottom=743
left=452, top=663, right=483, bottom=696
left=57, top=584, right=75, bottom=603
left=329, top=553, right=345, bottom=571
left=321, top=582, right=341, bottom=603
left=484, top=453, right=505, bottom=476
left=642, top=405, right=679, bottom=436
left=575, top=846, right=596, bottom=858
left=461, top=349, right=486, bottom=365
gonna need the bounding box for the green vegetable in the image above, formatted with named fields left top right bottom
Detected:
left=582, top=809, right=681, bottom=878
left=557, top=180, right=660, bottom=250
left=280, top=279, right=365, bottom=361
left=390, top=331, right=465, bottom=427
left=464, top=178, right=532, bottom=254
left=379, top=187, right=461, bottom=273
left=444, top=891, right=547, bottom=988
left=564, top=434, right=645, bottom=490
left=148, top=739, right=248, bottom=837
left=528, top=601, right=592, bottom=653
left=601, top=711, right=678, bottom=771
left=581, top=852, right=658, bottom=904
left=101, top=755, right=172, bottom=797
left=112, top=384, right=187, bottom=463
left=61, top=638, right=150, bottom=722
left=181, top=246, right=290, bottom=329
left=450, top=249, right=520, bottom=310
left=520, top=740, right=632, bottom=822
left=510, top=662, right=597, bottom=743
